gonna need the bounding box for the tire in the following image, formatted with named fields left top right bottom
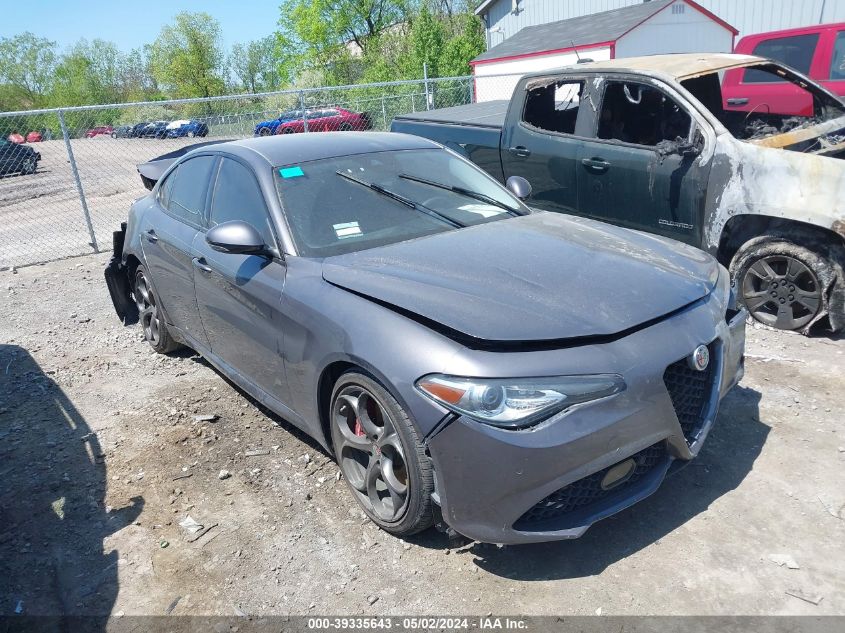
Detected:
left=187, top=131, right=195, bottom=138
left=133, top=265, right=181, bottom=353
left=339, top=122, right=353, bottom=131
left=19, top=157, right=36, bottom=175
left=730, top=237, right=833, bottom=332
left=329, top=371, right=434, bottom=537
left=111, top=132, right=117, bottom=138
left=281, top=127, right=294, bottom=134
left=259, top=127, right=271, bottom=136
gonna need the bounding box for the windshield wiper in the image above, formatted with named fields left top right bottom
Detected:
left=398, top=173, right=522, bottom=216
left=335, top=171, right=464, bottom=228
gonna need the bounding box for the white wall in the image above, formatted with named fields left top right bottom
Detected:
left=474, top=45, right=611, bottom=102
left=615, top=1, right=734, bottom=57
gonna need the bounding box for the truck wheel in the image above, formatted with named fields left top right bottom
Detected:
left=330, top=371, right=434, bottom=537
left=730, top=238, right=833, bottom=332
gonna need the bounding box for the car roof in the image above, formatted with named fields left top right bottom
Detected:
left=216, top=131, right=442, bottom=167
left=737, top=21, right=845, bottom=45
left=533, top=53, right=765, bottom=81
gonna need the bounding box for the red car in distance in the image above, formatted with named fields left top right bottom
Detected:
left=84, top=126, right=114, bottom=138
left=275, top=107, right=372, bottom=134
left=723, top=22, right=845, bottom=116
left=7, top=133, right=25, bottom=144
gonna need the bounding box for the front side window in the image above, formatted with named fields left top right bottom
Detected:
left=831, top=31, right=845, bottom=80
left=276, top=149, right=528, bottom=258
left=597, top=81, right=691, bottom=146
left=210, top=158, right=276, bottom=248
left=163, top=155, right=215, bottom=224
left=744, top=34, right=819, bottom=83
left=522, top=79, right=584, bottom=135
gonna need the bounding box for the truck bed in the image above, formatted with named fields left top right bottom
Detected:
left=391, top=101, right=508, bottom=182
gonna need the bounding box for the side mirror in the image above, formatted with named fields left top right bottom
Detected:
left=506, top=175, right=532, bottom=200
left=206, top=221, right=267, bottom=255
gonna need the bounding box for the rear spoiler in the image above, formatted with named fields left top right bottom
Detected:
left=136, top=139, right=232, bottom=190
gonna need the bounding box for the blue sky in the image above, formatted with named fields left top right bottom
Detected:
left=0, top=0, right=281, bottom=52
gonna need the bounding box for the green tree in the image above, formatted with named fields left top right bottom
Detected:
left=438, top=11, right=484, bottom=77
left=230, top=35, right=281, bottom=93
left=0, top=32, right=58, bottom=109
left=49, top=39, right=124, bottom=107
left=150, top=12, right=227, bottom=100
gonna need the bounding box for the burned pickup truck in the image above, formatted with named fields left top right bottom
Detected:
left=392, top=53, right=845, bottom=333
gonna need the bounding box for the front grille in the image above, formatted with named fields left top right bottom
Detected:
left=662, top=345, right=716, bottom=444
left=516, top=443, right=665, bottom=527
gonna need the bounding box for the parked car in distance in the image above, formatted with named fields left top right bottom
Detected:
left=254, top=109, right=303, bottom=136
left=724, top=22, right=845, bottom=116
left=112, top=125, right=134, bottom=139
left=104, top=132, right=745, bottom=544
left=164, top=119, right=209, bottom=138
left=141, top=121, right=168, bottom=139
left=25, top=131, right=42, bottom=143
left=393, top=53, right=845, bottom=334
left=130, top=122, right=150, bottom=138
left=7, top=133, right=25, bottom=144
left=0, top=137, right=40, bottom=175
left=275, top=107, right=372, bottom=134
left=85, top=126, right=114, bottom=138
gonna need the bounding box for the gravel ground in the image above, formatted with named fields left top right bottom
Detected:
left=1, top=252, right=844, bottom=617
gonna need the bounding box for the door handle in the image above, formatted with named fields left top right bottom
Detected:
left=508, top=146, right=531, bottom=158
left=145, top=228, right=158, bottom=243
left=726, top=97, right=749, bottom=106
left=192, top=257, right=212, bottom=273
left=581, top=157, right=610, bottom=173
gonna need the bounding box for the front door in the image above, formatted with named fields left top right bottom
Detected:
left=141, top=155, right=216, bottom=347
left=576, top=79, right=711, bottom=246
left=192, top=157, right=291, bottom=405
left=500, top=77, right=589, bottom=215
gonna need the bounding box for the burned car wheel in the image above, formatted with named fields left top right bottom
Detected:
left=330, top=371, right=434, bottom=537
left=732, top=239, right=830, bottom=332
left=133, top=265, right=181, bottom=354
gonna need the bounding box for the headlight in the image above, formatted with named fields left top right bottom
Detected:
left=415, top=374, right=625, bottom=429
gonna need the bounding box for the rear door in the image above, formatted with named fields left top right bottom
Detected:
left=141, top=155, right=216, bottom=347
left=575, top=78, right=711, bottom=246
left=817, top=28, right=845, bottom=97
left=723, top=32, right=820, bottom=116
left=192, top=156, right=291, bottom=405
left=500, top=76, right=589, bottom=215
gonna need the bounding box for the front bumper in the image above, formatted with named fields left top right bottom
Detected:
left=426, top=300, right=746, bottom=544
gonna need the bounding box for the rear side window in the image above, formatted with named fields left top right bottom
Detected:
left=210, top=158, right=276, bottom=248
left=831, top=31, right=845, bottom=79
left=744, top=33, right=819, bottom=83
left=165, top=155, right=216, bottom=224
left=522, top=80, right=584, bottom=135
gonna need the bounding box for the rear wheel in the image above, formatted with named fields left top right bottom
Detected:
left=339, top=122, right=353, bottom=131
left=133, top=265, right=181, bottom=353
left=731, top=238, right=831, bottom=332
left=330, top=371, right=434, bottom=537
left=19, top=157, right=36, bottom=175
left=259, top=127, right=272, bottom=136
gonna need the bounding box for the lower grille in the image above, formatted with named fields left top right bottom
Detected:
left=516, top=443, right=665, bottom=527
left=662, top=345, right=716, bottom=444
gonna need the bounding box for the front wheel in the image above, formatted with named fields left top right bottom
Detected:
left=19, top=157, right=36, bottom=175
left=133, top=265, right=181, bottom=353
left=731, top=238, right=832, bottom=332
left=330, top=371, right=434, bottom=537
left=259, top=127, right=272, bottom=136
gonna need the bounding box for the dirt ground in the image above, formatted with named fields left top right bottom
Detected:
left=0, top=252, right=843, bottom=618
left=0, top=136, right=222, bottom=269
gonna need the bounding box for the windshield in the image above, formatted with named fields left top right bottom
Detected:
left=276, top=148, right=528, bottom=257
left=682, top=62, right=845, bottom=149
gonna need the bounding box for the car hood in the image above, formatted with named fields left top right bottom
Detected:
left=322, top=212, right=719, bottom=343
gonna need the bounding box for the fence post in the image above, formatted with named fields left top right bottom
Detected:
left=299, top=91, right=309, bottom=132
left=468, top=77, right=474, bottom=104
left=423, top=63, right=431, bottom=111
left=381, top=95, right=387, bottom=129
left=58, top=110, right=99, bottom=253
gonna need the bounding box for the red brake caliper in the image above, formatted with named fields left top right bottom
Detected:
left=354, top=418, right=365, bottom=437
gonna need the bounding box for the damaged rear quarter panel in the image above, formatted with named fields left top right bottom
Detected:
left=704, top=135, right=845, bottom=251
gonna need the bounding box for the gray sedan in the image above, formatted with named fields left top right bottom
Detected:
left=105, top=132, right=746, bottom=544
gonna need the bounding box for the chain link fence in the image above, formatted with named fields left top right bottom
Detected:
left=0, top=74, right=482, bottom=269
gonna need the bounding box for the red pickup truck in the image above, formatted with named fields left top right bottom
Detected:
left=723, top=22, right=845, bottom=117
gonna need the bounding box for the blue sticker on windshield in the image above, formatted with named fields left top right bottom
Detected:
left=279, top=166, right=304, bottom=178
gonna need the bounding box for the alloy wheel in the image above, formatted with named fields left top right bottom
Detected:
left=134, top=270, right=162, bottom=346
left=332, top=385, right=409, bottom=522
left=741, top=254, right=822, bottom=330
